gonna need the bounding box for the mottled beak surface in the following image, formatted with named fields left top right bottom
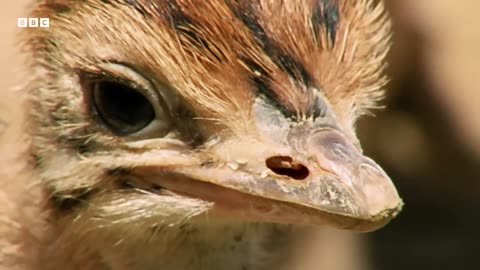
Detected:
left=138, top=98, right=402, bottom=232
left=139, top=126, right=402, bottom=232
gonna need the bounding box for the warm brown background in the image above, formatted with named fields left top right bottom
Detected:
left=1, top=1, right=480, bottom=269
left=0, top=2, right=26, bottom=123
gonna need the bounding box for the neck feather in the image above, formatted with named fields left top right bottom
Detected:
left=39, top=221, right=294, bottom=270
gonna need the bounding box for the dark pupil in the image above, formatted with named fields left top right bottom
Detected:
left=92, top=81, right=155, bottom=135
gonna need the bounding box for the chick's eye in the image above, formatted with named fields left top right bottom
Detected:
left=92, top=80, right=155, bottom=135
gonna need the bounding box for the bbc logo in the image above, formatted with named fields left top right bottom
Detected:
left=18, top=18, right=49, bottom=28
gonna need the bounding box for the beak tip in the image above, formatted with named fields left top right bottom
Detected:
left=361, top=174, right=403, bottom=219
left=353, top=194, right=404, bottom=232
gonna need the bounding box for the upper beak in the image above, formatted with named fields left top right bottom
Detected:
left=137, top=125, right=402, bottom=232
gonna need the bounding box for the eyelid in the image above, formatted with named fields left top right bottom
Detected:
left=94, top=63, right=157, bottom=100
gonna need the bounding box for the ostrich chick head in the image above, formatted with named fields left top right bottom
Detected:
left=22, top=0, right=402, bottom=269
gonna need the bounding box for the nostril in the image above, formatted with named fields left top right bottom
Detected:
left=265, top=156, right=310, bottom=180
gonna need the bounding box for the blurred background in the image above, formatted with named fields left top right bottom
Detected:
left=1, top=1, right=479, bottom=269
left=361, top=1, right=480, bottom=269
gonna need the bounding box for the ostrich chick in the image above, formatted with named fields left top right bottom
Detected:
left=16, top=0, right=402, bottom=269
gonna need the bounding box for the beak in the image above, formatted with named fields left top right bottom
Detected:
left=137, top=124, right=402, bottom=232
left=134, top=98, right=401, bottom=232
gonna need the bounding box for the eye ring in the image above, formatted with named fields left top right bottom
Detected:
left=81, top=63, right=175, bottom=138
